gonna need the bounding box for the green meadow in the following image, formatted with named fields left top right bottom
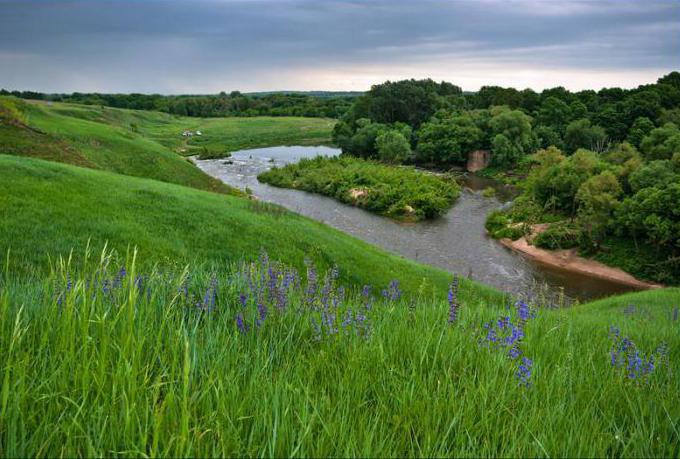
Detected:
left=0, top=96, right=334, bottom=191
left=0, top=250, right=678, bottom=457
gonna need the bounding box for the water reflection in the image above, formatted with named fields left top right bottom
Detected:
left=194, top=146, right=638, bottom=301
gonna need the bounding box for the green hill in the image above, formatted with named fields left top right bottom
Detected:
left=0, top=97, right=335, bottom=193
left=0, top=154, right=499, bottom=303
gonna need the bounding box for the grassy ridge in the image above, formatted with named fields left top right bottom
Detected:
left=0, top=154, right=498, bottom=303
left=0, top=97, right=335, bottom=192
left=0, top=253, right=677, bottom=457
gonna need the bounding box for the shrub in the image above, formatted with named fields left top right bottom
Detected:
left=533, top=222, right=582, bottom=250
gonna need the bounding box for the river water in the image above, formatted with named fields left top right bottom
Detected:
left=194, top=146, right=638, bottom=301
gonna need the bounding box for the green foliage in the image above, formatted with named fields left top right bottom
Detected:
left=488, top=109, right=534, bottom=166
left=628, top=160, right=679, bottom=193
left=564, top=118, right=607, bottom=153
left=529, top=149, right=605, bottom=214
left=490, top=139, right=680, bottom=284
left=484, top=210, right=527, bottom=240
left=331, top=72, right=680, bottom=170
left=626, top=117, right=655, bottom=148
left=533, top=222, right=582, bottom=250
left=640, top=123, right=680, bottom=160
left=416, top=113, right=484, bottom=165
left=534, top=125, right=564, bottom=150
left=258, top=156, right=460, bottom=221
left=576, top=171, right=622, bottom=244
left=375, top=130, right=411, bottom=163
left=537, top=96, right=571, bottom=133
left=6, top=90, right=356, bottom=118
left=348, top=79, right=461, bottom=128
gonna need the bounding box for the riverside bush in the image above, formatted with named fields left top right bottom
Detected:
left=533, top=222, right=582, bottom=250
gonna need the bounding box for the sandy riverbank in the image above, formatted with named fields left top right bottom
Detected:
left=500, top=234, right=662, bottom=290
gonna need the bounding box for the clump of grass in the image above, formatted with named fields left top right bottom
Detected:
left=1, top=247, right=678, bottom=457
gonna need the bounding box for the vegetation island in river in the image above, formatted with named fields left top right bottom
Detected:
left=258, top=156, right=460, bottom=221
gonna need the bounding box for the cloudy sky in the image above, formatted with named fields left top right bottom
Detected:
left=0, top=0, right=678, bottom=93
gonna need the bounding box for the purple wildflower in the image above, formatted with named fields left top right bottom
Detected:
left=235, top=313, right=248, bottom=333
left=448, top=275, right=459, bottom=324
left=516, top=357, right=533, bottom=387
left=256, top=301, right=267, bottom=327
left=382, top=280, right=401, bottom=302
left=508, top=346, right=521, bottom=360
left=516, top=301, right=532, bottom=324
left=112, top=267, right=127, bottom=289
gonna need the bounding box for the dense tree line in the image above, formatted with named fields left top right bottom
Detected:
left=332, top=72, right=680, bottom=168
left=0, top=89, right=356, bottom=118
left=486, top=142, right=680, bottom=283
left=333, top=74, right=680, bottom=283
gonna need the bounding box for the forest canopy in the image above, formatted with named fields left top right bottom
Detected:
left=332, top=72, right=680, bottom=168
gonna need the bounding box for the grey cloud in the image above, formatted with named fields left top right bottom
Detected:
left=0, top=0, right=677, bottom=92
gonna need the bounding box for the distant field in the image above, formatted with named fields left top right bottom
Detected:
left=144, top=115, right=336, bottom=159
left=0, top=96, right=335, bottom=191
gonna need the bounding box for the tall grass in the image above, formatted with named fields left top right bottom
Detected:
left=1, top=248, right=678, bottom=457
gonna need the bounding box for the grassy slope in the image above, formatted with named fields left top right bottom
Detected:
left=1, top=255, right=678, bottom=457
left=0, top=97, right=335, bottom=193
left=0, top=154, right=499, bottom=303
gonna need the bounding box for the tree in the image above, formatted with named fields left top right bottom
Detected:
left=537, top=96, right=571, bottom=133
left=592, top=104, right=628, bottom=141
left=529, top=149, right=604, bottom=214
left=640, top=123, right=680, bottom=160
left=617, top=183, right=680, bottom=259
left=569, top=101, right=588, bottom=121
left=534, top=125, right=564, bottom=150
left=564, top=119, right=607, bottom=153
left=628, top=160, right=679, bottom=193
left=622, top=90, right=661, bottom=125
left=416, top=114, right=484, bottom=165
left=626, top=117, right=655, bottom=148
left=576, top=171, right=622, bottom=244
left=345, top=119, right=388, bottom=158
left=488, top=109, right=534, bottom=165
left=375, top=130, right=411, bottom=163
left=350, top=79, right=461, bottom=128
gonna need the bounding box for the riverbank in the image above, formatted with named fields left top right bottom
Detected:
left=500, top=230, right=663, bottom=290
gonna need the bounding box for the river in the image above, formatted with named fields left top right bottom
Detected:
left=193, top=145, right=639, bottom=301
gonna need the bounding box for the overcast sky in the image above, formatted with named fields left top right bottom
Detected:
left=0, top=0, right=678, bottom=93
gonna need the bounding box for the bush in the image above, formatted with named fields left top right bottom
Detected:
left=485, top=210, right=527, bottom=240
left=533, top=222, right=582, bottom=250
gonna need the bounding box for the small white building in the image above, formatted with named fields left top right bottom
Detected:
left=196, top=130, right=202, bottom=136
